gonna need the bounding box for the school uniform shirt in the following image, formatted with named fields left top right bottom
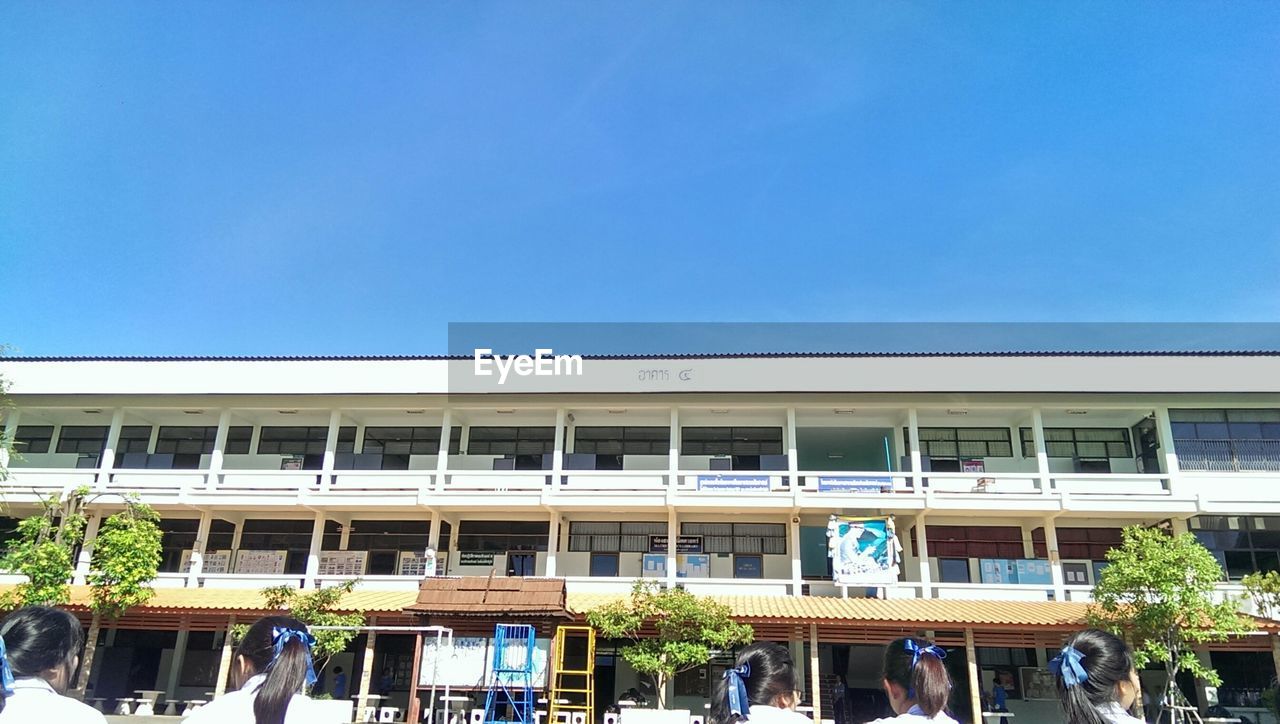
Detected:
left=182, top=673, right=344, bottom=724
left=742, top=703, right=817, bottom=724
left=1095, top=701, right=1145, bottom=724
left=866, top=703, right=961, bottom=723
left=0, top=677, right=108, bottom=724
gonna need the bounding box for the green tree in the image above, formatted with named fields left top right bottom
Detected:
left=87, top=499, right=163, bottom=617
left=240, top=580, right=367, bottom=677
left=1242, top=570, right=1280, bottom=621
left=586, top=581, right=754, bottom=708
left=1088, top=525, right=1253, bottom=722
left=0, top=487, right=90, bottom=607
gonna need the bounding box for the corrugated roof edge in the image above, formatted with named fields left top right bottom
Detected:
left=4, top=351, right=1280, bottom=362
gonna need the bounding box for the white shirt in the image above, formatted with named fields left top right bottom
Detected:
left=867, top=704, right=961, bottom=723
left=742, top=704, right=816, bottom=724
left=0, top=677, right=107, bottom=724
left=182, top=674, right=344, bottom=724
left=1096, top=701, right=1145, bottom=724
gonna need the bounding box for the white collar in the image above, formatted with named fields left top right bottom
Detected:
left=241, top=673, right=268, bottom=692
left=10, top=678, right=56, bottom=694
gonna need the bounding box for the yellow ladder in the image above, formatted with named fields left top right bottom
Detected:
left=549, top=625, right=595, bottom=724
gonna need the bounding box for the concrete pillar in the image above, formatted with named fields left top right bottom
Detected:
left=166, top=624, right=191, bottom=698
left=553, top=408, right=566, bottom=478
left=215, top=615, right=237, bottom=696
left=1031, top=408, right=1051, bottom=494
left=1154, top=407, right=1182, bottom=494
left=187, top=511, right=214, bottom=587
left=668, top=408, right=680, bottom=487
left=785, top=407, right=799, bottom=486
left=666, top=508, right=678, bottom=589
left=808, top=624, right=821, bottom=723
left=97, top=408, right=126, bottom=481
left=357, top=619, right=379, bottom=715
left=434, top=410, right=453, bottom=492
left=916, top=515, right=932, bottom=598
left=545, top=511, right=560, bottom=577
left=303, top=510, right=327, bottom=588
left=339, top=519, right=352, bottom=551
left=965, top=629, right=981, bottom=724
left=207, top=410, right=231, bottom=491
left=73, top=514, right=102, bottom=585
left=1043, top=515, right=1066, bottom=600
left=789, top=516, right=803, bottom=596
left=428, top=510, right=442, bottom=551
left=0, top=408, right=20, bottom=470
left=907, top=409, right=922, bottom=489
left=322, top=409, right=342, bottom=486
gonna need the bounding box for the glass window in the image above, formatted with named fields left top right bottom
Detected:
left=939, top=558, right=971, bottom=583
left=225, top=426, right=253, bottom=455
left=681, top=428, right=783, bottom=456
left=574, top=427, right=670, bottom=456
left=12, top=426, right=53, bottom=454
left=590, top=553, right=620, bottom=577
left=910, top=428, right=1013, bottom=459
left=117, top=426, right=153, bottom=454
left=1019, top=428, right=1132, bottom=459
left=257, top=427, right=330, bottom=455
left=456, top=520, right=549, bottom=552
left=682, top=522, right=785, bottom=555
left=55, top=426, right=108, bottom=455
left=466, top=427, right=555, bottom=456
left=362, top=426, right=461, bottom=456
left=733, top=554, right=763, bottom=579
left=156, top=427, right=218, bottom=455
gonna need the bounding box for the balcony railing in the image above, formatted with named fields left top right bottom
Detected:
left=1176, top=438, right=1280, bottom=472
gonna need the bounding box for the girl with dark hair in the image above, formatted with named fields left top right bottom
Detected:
left=0, top=605, right=106, bottom=723
left=1050, top=629, right=1143, bottom=724
left=868, top=637, right=957, bottom=723
left=708, top=642, right=810, bottom=724
left=183, top=615, right=338, bottom=724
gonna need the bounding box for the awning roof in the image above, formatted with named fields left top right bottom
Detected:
left=404, top=576, right=570, bottom=617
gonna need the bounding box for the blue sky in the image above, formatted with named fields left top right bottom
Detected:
left=2, top=2, right=1278, bottom=356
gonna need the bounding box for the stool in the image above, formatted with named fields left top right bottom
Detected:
left=469, top=708, right=485, bottom=724
left=184, top=700, right=208, bottom=715
left=135, top=699, right=156, bottom=716
left=691, top=717, right=705, bottom=724
left=380, top=707, right=402, bottom=723
left=163, top=700, right=180, bottom=716
left=360, top=706, right=379, bottom=723
left=604, top=714, right=619, bottom=724
left=570, top=712, right=587, bottom=724
left=115, top=698, right=137, bottom=716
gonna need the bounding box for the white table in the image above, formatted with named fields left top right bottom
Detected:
left=134, top=690, right=165, bottom=716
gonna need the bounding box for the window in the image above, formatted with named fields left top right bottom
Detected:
left=225, top=426, right=253, bottom=455
left=568, top=521, right=665, bottom=552
left=906, top=428, right=1013, bottom=460
left=938, top=558, right=971, bottom=583
left=1032, top=528, right=1123, bottom=561
left=466, top=427, right=556, bottom=455
left=55, top=426, right=108, bottom=455
left=154, top=426, right=218, bottom=469
left=362, top=426, right=462, bottom=456
left=507, top=553, right=536, bottom=576
left=1062, top=562, right=1090, bottom=585
left=574, top=427, right=670, bottom=456
left=157, top=518, right=236, bottom=572
left=1171, top=409, right=1280, bottom=472
left=590, top=553, right=620, bottom=577
left=681, top=427, right=783, bottom=456
left=922, top=526, right=1024, bottom=559
left=117, top=426, right=153, bottom=454
left=733, top=554, right=763, bottom=579
left=12, top=426, right=53, bottom=454
left=681, top=522, right=786, bottom=554
left=1190, top=515, right=1280, bottom=580
left=1018, top=428, right=1132, bottom=459
left=456, top=521, right=549, bottom=552
left=239, top=519, right=316, bottom=574
left=256, top=426, right=355, bottom=455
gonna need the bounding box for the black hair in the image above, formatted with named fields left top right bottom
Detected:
left=882, top=636, right=952, bottom=717
left=0, top=606, right=85, bottom=712
left=709, top=642, right=801, bottom=724
left=233, top=615, right=313, bottom=724
left=334, top=666, right=343, bottom=673
left=1053, top=629, right=1137, bottom=724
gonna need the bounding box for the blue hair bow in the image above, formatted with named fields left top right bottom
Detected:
left=904, top=639, right=946, bottom=671
left=724, top=662, right=751, bottom=718
left=271, top=627, right=318, bottom=688
left=0, top=636, right=13, bottom=698
left=1049, top=645, right=1088, bottom=688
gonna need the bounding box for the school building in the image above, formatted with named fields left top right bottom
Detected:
left=1, top=352, right=1278, bottom=723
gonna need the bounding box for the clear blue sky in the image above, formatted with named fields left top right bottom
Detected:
left=2, top=2, right=1278, bottom=356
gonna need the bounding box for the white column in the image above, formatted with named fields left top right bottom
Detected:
left=916, top=515, right=932, bottom=598
left=207, top=410, right=231, bottom=491
left=789, top=516, right=802, bottom=596
left=186, top=511, right=213, bottom=588
left=666, top=508, right=678, bottom=589
left=1154, top=407, right=1182, bottom=494
left=303, top=511, right=327, bottom=588
left=808, top=625, right=821, bottom=723
left=428, top=510, right=442, bottom=551
left=322, top=410, right=342, bottom=486
left=230, top=518, right=244, bottom=552
left=907, top=409, right=922, bottom=489
left=545, top=511, right=560, bottom=577
left=0, top=408, right=19, bottom=470
left=785, top=407, right=799, bottom=485
left=668, top=408, right=680, bottom=490
left=434, top=410, right=453, bottom=492
left=73, top=514, right=102, bottom=585
left=339, top=519, right=352, bottom=550
left=97, top=409, right=126, bottom=482
left=1042, top=515, right=1066, bottom=600
left=214, top=615, right=237, bottom=696
left=166, top=625, right=190, bottom=698
left=1031, top=408, right=1051, bottom=494
left=552, top=408, right=566, bottom=477
left=146, top=424, right=159, bottom=455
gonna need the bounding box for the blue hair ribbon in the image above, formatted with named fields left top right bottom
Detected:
left=1049, top=645, right=1088, bottom=688
left=271, top=627, right=318, bottom=688
left=904, top=639, right=947, bottom=671
left=0, top=635, right=13, bottom=697
left=724, top=662, right=751, bottom=718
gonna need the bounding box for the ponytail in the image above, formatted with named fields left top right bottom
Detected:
left=0, top=605, right=84, bottom=713
left=882, top=637, right=952, bottom=717
left=1051, top=629, right=1136, bottom=724
left=233, top=616, right=317, bottom=724
left=708, top=642, right=800, bottom=724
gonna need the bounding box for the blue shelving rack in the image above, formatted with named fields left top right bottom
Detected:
left=482, top=624, right=537, bottom=724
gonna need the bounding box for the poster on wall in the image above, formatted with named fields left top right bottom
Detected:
left=816, top=476, right=892, bottom=493
left=280, top=455, right=305, bottom=470
left=827, top=515, right=900, bottom=586
left=1020, top=667, right=1057, bottom=700
left=980, top=559, right=1053, bottom=585
left=678, top=554, right=710, bottom=578
left=317, top=551, right=367, bottom=576
left=961, top=459, right=986, bottom=473
left=179, top=549, right=232, bottom=574
left=419, top=636, right=551, bottom=689
left=233, top=549, right=288, bottom=574
left=399, top=550, right=449, bottom=577
left=641, top=553, right=666, bottom=578
left=696, top=474, right=771, bottom=491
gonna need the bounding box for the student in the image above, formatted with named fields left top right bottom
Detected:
left=708, top=642, right=811, bottom=724
left=184, top=615, right=338, bottom=724
left=0, top=605, right=106, bottom=723
left=1050, top=629, right=1144, bottom=724
left=868, top=637, right=958, bottom=723
left=331, top=666, right=347, bottom=700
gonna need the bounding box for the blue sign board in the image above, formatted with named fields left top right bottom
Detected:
left=817, top=476, right=893, bottom=493
left=697, top=474, right=771, bottom=491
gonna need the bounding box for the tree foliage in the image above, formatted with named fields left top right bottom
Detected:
left=586, top=581, right=754, bottom=707
left=87, top=497, right=162, bottom=617
left=1088, top=525, right=1253, bottom=714
left=1242, top=570, right=1280, bottom=621
left=0, top=487, right=90, bottom=607
left=237, top=579, right=367, bottom=675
